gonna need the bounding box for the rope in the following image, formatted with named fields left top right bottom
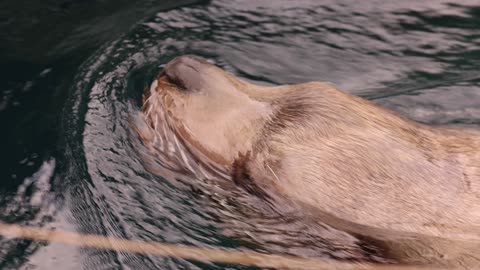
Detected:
left=0, top=223, right=443, bottom=270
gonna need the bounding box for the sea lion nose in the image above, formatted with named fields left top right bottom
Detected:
left=162, top=55, right=210, bottom=92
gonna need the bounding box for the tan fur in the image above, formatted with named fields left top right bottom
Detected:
left=246, top=82, right=480, bottom=268
left=140, top=55, right=480, bottom=268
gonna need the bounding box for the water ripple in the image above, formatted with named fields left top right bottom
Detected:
left=2, top=0, right=479, bottom=269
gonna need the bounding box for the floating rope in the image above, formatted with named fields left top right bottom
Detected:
left=0, top=223, right=443, bottom=270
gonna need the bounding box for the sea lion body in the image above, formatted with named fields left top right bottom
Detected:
left=137, top=55, right=480, bottom=268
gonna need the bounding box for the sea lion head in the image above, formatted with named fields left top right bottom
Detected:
left=137, top=55, right=275, bottom=178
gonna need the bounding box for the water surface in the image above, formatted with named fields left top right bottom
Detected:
left=1, top=0, right=479, bottom=269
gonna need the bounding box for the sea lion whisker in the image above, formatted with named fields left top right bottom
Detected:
left=198, top=165, right=212, bottom=180
left=179, top=148, right=195, bottom=175
left=157, top=129, right=164, bottom=150
left=162, top=81, right=177, bottom=87
left=144, top=90, right=155, bottom=105
left=151, top=133, right=158, bottom=146
left=266, top=163, right=281, bottom=183
left=153, top=113, right=159, bottom=133
left=151, top=114, right=159, bottom=145
left=145, top=103, right=154, bottom=121
left=173, top=134, right=193, bottom=172
left=162, top=119, right=171, bottom=148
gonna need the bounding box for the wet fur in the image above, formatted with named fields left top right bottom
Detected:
left=138, top=79, right=390, bottom=263
left=243, top=83, right=480, bottom=268
left=138, top=56, right=480, bottom=268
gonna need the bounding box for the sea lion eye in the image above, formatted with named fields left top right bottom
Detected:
left=161, top=55, right=207, bottom=93
left=164, top=71, right=187, bottom=91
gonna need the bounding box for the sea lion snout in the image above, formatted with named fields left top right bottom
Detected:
left=162, top=55, right=209, bottom=92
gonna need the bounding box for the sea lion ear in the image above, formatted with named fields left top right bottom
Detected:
left=163, top=55, right=209, bottom=92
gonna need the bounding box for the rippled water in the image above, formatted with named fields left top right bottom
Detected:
left=1, top=0, right=480, bottom=269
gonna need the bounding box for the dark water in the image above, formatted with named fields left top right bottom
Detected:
left=1, top=0, right=480, bottom=269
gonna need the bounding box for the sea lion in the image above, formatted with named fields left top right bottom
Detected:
left=135, top=55, right=480, bottom=268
